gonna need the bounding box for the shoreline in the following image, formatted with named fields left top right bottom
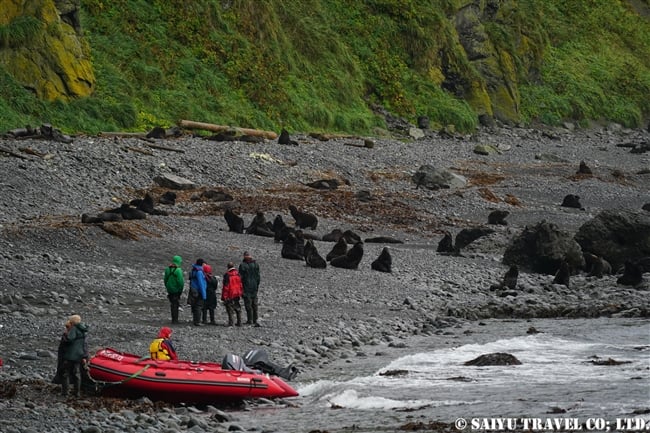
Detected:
left=0, top=124, right=649, bottom=431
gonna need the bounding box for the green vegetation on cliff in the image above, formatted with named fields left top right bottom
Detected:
left=0, top=0, right=649, bottom=134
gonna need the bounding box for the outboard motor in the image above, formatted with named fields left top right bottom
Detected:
left=243, top=349, right=299, bottom=381
left=221, top=354, right=256, bottom=373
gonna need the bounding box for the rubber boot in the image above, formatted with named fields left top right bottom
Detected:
left=252, top=303, right=259, bottom=326
left=245, top=304, right=253, bottom=325
left=235, top=310, right=242, bottom=327
left=209, top=309, right=216, bottom=324
left=201, top=309, right=207, bottom=324
left=227, top=310, right=234, bottom=327
left=171, top=303, right=179, bottom=324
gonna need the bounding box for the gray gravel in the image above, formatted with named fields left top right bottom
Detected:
left=0, top=123, right=649, bottom=432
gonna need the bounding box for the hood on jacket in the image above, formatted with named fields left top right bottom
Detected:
left=203, top=264, right=212, bottom=275
left=172, top=255, right=182, bottom=266
left=158, top=327, right=172, bottom=339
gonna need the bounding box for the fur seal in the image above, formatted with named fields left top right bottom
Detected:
left=246, top=211, right=275, bottom=237
left=371, top=247, right=392, bottom=273
left=330, top=241, right=364, bottom=270
left=561, top=194, right=584, bottom=210
left=289, top=205, right=318, bottom=230
left=224, top=208, right=244, bottom=233
left=304, top=239, right=327, bottom=269
left=281, top=232, right=304, bottom=260
left=365, top=236, right=403, bottom=244
left=583, top=252, right=612, bottom=278
left=487, top=210, right=509, bottom=225
left=617, top=260, right=644, bottom=286
left=437, top=232, right=456, bottom=254
left=326, top=237, right=348, bottom=261
left=552, top=260, right=571, bottom=287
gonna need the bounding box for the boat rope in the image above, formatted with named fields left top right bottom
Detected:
left=89, top=364, right=152, bottom=390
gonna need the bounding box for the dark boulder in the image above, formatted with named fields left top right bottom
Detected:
left=503, top=220, right=584, bottom=274
left=574, top=210, right=650, bottom=270
left=464, top=353, right=522, bottom=366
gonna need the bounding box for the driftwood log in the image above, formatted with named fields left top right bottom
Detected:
left=0, top=146, right=34, bottom=160
left=179, top=119, right=278, bottom=140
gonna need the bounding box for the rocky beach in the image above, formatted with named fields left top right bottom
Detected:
left=0, top=122, right=649, bottom=433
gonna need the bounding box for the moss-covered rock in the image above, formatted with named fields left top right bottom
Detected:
left=0, top=0, right=94, bottom=101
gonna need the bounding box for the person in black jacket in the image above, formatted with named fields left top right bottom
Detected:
left=239, top=251, right=261, bottom=326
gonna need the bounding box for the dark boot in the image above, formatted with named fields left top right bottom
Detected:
left=235, top=310, right=242, bottom=327
left=245, top=305, right=253, bottom=325
left=227, top=310, right=234, bottom=327
left=201, top=309, right=207, bottom=324
left=252, top=303, right=258, bottom=325
left=209, top=309, right=216, bottom=324
left=171, top=303, right=179, bottom=324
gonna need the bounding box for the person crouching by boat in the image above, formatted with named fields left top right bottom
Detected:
left=150, top=327, right=178, bottom=361
left=222, top=262, right=243, bottom=326
left=61, top=314, right=89, bottom=398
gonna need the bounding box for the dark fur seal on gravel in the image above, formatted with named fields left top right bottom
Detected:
left=617, top=260, right=644, bottom=286
left=552, top=260, right=571, bottom=287
left=322, top=229, right=344, bottom=242
left=560, top=194, right=584, bottom=210
left=341, top=229, right=361, bottom=244
left=365, top=236, right=403, bottom=244
left=278, top=128, right=298, bottom=146
left=289, top=205, right=318, bottom=230
left=246, top=211, right=275, bottom=237
left=131, top=193, right=168, bottom=215
left=330, top=241, right=364, bottom=270
left=487, top=210, right=509, bottom=225
left=436, top=231, right=456, bottom=254
left=107, top=204, right=147, bottom=220
left=281, top=232, right=303, bottom=260
left=583, top=252, right=611, bottom=278
left=304, top=240, right=327, bottom=269
left=371, top=247, right=392, bottom=273
left=224, top=208, right=244, bottom=233
left=159, top=191, right=177, bottom=205
left=577, top=161, right=593, bottom=175
left=489, top=265, right=518, bottom=291
left=326, top=237, right=347, bottom=261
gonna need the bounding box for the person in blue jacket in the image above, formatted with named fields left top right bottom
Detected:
left=189, top=259, right=207, bottom=326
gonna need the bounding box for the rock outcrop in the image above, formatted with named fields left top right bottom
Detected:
left=0, top=0, right=94, bottom=101
left=574, top=210, right=650, bottom=270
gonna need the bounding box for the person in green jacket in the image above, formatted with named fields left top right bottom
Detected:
left=239, top=251, right=261, bottom=326
left=61, top=314, right=89, bottom=398
left=164, top=255, right=185, bottom=324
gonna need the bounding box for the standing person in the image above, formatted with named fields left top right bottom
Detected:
left=149, top=326, right=178, bottom=361
left=164, top=255, right=184, bottom=324
left=221, top=262, right=243, bottom=327
left=189, top=259, right=207, bottom=326
left=239, top=251, right=261, bottom=326
left=201, top=263, right=218, bottom=325
left=60, top=314, right=89, bottom=398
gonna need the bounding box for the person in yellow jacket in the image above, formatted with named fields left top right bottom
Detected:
left=149, top=327, right=178, bottom=361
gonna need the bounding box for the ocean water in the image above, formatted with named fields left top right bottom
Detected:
left=233, top=318, right=650, bottom=432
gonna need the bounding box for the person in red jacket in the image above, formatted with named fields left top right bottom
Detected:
left=221, top=262, right=243, bottom=326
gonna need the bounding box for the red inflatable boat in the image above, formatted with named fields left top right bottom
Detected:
left=88, top=348, right=299, bottom=404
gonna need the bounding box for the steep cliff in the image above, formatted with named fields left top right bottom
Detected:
left=0, top=0, right=94, bottom=101
left=0, top=0, right=647, bottom=133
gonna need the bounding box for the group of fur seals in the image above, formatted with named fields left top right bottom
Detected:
left=81, top=192, right=172, bottom=224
